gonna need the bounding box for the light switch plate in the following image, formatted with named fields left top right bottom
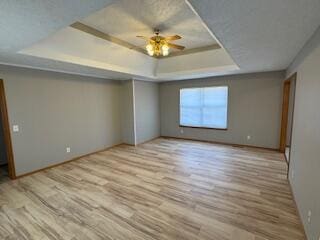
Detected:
left=307, top=210, right=312, bottom=223
left=66, top=147, right=71, bottom=153
left=13, top=125, right=19, bottom=132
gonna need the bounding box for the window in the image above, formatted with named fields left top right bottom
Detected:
left=180, top=86, right=228, bottom=129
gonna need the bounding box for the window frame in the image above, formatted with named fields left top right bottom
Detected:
left=179, top=85, right=229, bottom=130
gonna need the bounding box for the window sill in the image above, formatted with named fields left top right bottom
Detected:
left=179, top=125, right=228, bottom=131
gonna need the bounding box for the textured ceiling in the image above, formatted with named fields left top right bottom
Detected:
left=20, top=27, right=158, bottom=78
left=20, top=26, right=236, bottom=81
left=0, top=0, right=132, bottom=80
left=80, top=0, right=217, bottom=50
left=187, top=0, right=320, bottom=73
left=0, top=0, right=320, bottom=81
left=0, top=0, right=114, bottom=52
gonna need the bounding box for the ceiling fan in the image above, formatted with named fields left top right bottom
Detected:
left=137, top=29, right=185, bottom=57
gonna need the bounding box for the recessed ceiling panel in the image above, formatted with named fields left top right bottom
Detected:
left=3, top=0, right=319, bottom=81
left=80, top=0, right=217, bottom=51
left=20, top=27, right=157, bottom=78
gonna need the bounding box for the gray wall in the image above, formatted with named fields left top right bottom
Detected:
left=286, top=76, right=296, bottom=146
left=287, top=31, right=320, bottom=240
left=287, top=26, right=320, bottom=77
left=160, top=71, right=285, bottom=149
left=0, top=116, right=7, bottom=165
left=121, top=80, right=135, bottom=145
left=134, top=80, right=160, bottom=144
left=0, top=65, right=123, bottom=176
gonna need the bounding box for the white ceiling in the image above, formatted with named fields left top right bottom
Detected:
left=17, top=0, right=237, bottom=81
left=81, top=0, right=217, bottom=50
left=1, top=0, right=320, bottom=81
left=20, top=26, right=237, bottom=80
left=20, top=27, right=158, bottom=78
left=0, top=0, right=132, bottom=80
left=0, top=0, right=114, bottom=52
left=188, top=0, right=320, bottom=73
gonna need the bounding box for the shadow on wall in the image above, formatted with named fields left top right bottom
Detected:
left=0, top=116, right=7, bottom=165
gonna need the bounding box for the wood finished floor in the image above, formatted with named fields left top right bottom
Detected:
left=0, top=138, right=305, bottom=240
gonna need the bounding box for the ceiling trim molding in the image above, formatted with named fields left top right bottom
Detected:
left=70, top=22, right=147, bottom=55
left=0, top=61, right=128, bottom=81
left=70, top=21, right=221, bottom=59
left=157, top=44, right=220, bottom=58
left=184, top=0, right=238, bottom=66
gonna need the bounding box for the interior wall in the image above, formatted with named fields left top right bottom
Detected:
left=286, top=76, right=296, bottom=146
left=160, top=71, right=285, bottom=149
left=121, top=80, right=136, bottom=145
left=0, top=116, right=7, bottom=165
left=134, top=80, right=160, bottom=144
left=0, top=65, right=123, bottom=176
left=286, top=27, right=320, bottom=240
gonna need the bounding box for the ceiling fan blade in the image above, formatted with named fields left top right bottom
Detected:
left=165, top=35, right=182, bottom=41
left=136, top=36, right=150, bottom=41
left=168, top=43, right=185, bottom=50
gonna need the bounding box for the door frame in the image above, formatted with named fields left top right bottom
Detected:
left=279, top=73, right=296, bottom=153
left=0, top=79, right=16, bottom=179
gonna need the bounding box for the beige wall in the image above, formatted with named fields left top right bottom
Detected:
left=134, top=80, right=160, bottom=144
left=0, top=65, right=123, bottom=176
left=286, top=28, right=320, bottom=239
left=160, top=71, right=285, bottom=149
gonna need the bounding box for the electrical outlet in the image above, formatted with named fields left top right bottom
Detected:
left=66, top=147, right=71, bottom=153
left=247, top=135, right=251, bottom=140
left=307, top=210, right=312, bottom=223
left=13, top=125, right=19, bottom=132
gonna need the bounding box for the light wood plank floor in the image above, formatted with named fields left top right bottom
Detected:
left=0, top=138, right=305, bottom=240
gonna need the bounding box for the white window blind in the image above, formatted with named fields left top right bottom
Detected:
left=180, top=86, right=228, bottom=129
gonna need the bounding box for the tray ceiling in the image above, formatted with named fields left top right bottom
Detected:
left=18, top=0, right=236, bottom=81
left=80, top=0, right=218, bottom=51
left=1, top=0, right=320, bottom=81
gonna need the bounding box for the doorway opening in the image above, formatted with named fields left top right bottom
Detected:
left=0, top=79, right=16, bottom=181
left=279, top=73, right=297, bottom=164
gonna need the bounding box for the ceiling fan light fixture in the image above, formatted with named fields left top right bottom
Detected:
left=162, top=44, right=169, bottom=51
left=146, top=43, right=154, bottom=56
left=162, top=44, right=169, bottom=56
left=138, top=31, right=184, bottom=57
left=146, top=43, right=153, bottom=51
left=162, top=50, right=169, bottom=56
left=148, top=50, right=154, bottom=56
